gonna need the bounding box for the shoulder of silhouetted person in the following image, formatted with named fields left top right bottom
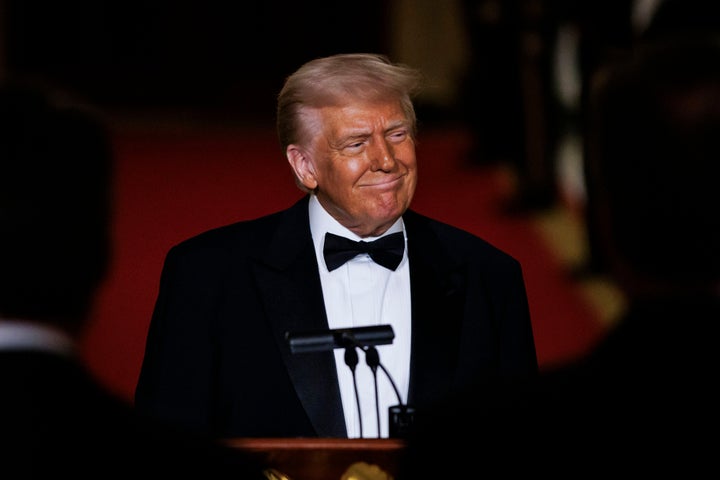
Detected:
left=0, top=78, right=269, bottom=479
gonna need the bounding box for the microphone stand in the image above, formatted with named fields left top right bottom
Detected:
left=341, top=334, right=415, bottom=439
left=286, top=324, right=414, bottom=438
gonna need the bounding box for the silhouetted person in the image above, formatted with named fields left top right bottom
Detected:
left=460, top=0, right=561, bottom=213
left=570, top=0, right=720, bottom=278
left=562, top=0, right=636, bottom=278
left=460, top=0, right=527, bottom=168
left=399, top=32, right=720, bottom=478
left=0, top=78, right=268, bottom=479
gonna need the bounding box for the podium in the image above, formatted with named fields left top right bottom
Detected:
left=225, top=437, right=406, bottom=479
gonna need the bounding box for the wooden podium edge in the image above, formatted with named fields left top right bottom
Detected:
left=223, top=438, right=406, bottom=479
left=225, top=437, right=406, bottom=451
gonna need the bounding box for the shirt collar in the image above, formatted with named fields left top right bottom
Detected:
left=308, top=194, right=405, bottom=256
left=0, top=318, right=76, bottom=355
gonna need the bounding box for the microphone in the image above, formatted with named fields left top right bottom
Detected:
left=285, top=325, right=394, bottom=353
left=285, top=324, right=414, bottom=438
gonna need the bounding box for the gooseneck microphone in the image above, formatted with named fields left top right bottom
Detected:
left=285, top=324, right=415, bottom=438
left=343, top=345, right=363, bottom=438
left=364, top=346, right=383, bottom=436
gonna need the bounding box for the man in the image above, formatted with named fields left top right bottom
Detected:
left=135, top=53, right=538, bottom=440
left=0, top=79, right=267, bottom=479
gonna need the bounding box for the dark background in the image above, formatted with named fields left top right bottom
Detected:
left=2, top=1, right=391, bottom=120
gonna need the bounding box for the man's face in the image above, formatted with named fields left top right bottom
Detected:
left=290, top=99, right=417, bottom=237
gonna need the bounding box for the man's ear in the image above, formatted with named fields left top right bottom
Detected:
left=286, top=145, right=318, bottom=190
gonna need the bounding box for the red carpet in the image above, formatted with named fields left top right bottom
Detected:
left=81, top=124, right=606, bottom=402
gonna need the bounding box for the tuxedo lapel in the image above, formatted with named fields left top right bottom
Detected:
left=251, top=196, right=347, bottom=437
left=404, top=210, right=467, bottom=408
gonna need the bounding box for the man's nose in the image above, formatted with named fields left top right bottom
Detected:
left=370, top=139, right=395, bottom=171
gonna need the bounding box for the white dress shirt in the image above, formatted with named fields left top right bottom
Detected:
left=308, top=194, right=412, bottom=438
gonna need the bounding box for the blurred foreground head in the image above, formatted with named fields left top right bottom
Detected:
left=0, top=79, right=113, bottom=333
left=587, top=34, right=720, bottom=300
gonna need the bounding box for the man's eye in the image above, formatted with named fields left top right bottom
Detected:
left=344, top=141, right=365, bottom=151
left=389, top=131, right=407, bottom=142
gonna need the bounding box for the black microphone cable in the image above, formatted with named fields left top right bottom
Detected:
left=361, top=344, right=406, bottom=438
left=365, top=345, right=403, bottom=407
left=364, top=346, right=382, bottom=437
left=343, top=346, right=363, bottom=439
left=363, top=345, right=415, bottom=438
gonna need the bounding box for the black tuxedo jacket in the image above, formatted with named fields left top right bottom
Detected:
left=1, top=350, right=266, bottom=479
left=135, top=196, right=537, bottom=438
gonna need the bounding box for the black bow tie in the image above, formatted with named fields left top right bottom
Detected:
left=323, top=231, right=405, bottom=272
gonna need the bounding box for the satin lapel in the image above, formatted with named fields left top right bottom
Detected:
left=252, top=197, right=347, bottom=437
left=404, top=211, right=467, bottom=408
